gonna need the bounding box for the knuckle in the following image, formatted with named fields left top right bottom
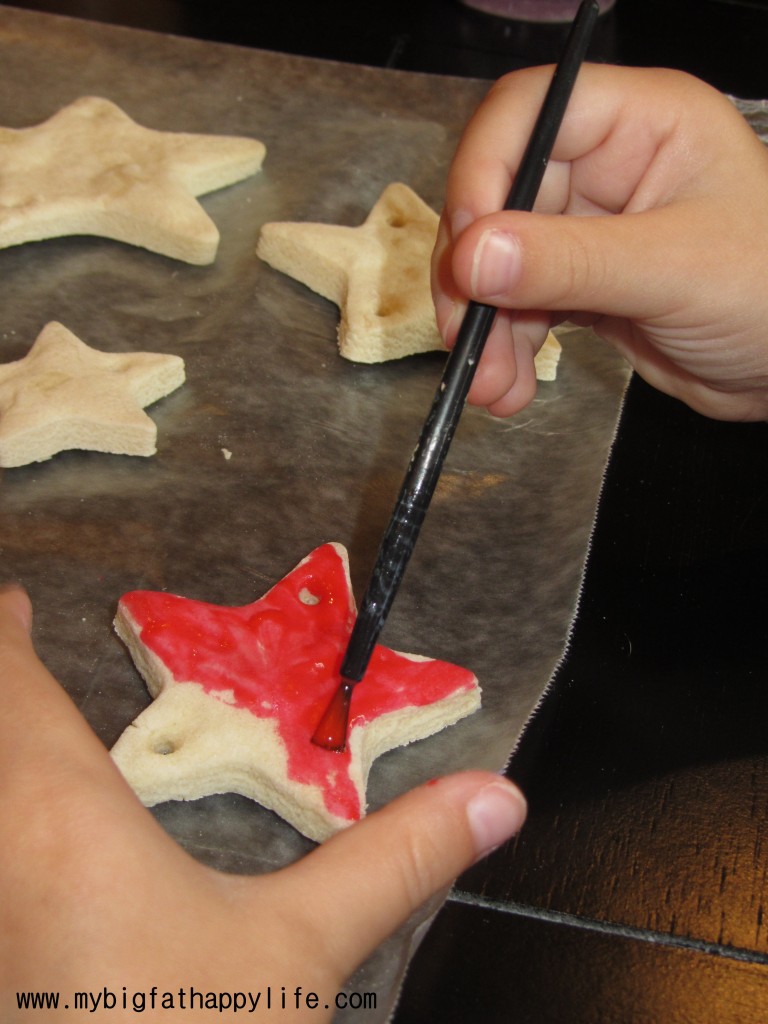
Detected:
left=551, top=226, right=602, bottom=309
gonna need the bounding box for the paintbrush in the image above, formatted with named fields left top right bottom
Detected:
left=313, top=0, right=600, bottom=751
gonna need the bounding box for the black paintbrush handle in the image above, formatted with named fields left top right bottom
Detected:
left=341, top=0, right=600, bottom=682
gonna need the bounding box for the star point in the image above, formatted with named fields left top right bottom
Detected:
left=0, top=96, right=265, bottom=263
left=111, top=543, right=481, bottom=842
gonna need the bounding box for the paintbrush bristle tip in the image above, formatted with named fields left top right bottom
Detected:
left=310, top=678, right=354, bottom=751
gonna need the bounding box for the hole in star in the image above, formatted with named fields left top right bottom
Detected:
left=299, top=587, right=321, bottom=606
left=387, top=213, right=407, bottom=228
left=153, top=739, right=176, bottom=755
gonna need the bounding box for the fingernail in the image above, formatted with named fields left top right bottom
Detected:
left=470, top=229, right=521, bottom=300
left=434, top=293, right=465, bottom=343
left=467, top=780, right=527, bottom=860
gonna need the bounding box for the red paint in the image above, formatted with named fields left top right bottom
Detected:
left=311, top=679, right=354, bottom=752
left=119, top=544, right=476, bottom=824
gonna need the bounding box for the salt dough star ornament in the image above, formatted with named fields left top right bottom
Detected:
left=257, top=181, right=562, bottom=374
left=0, top=96, right=265, bottom=264
left=0, top=321, right=185, bottom=467
left=257, top=182, right=442, bottom=363
left=111, top=543, right=480, bottom=842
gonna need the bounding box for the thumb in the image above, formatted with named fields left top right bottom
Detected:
left=283, top=771, right=526, bottom=977
left=0, top=585, right=119, bottom=787
left=0, top=583, right=33, bottom=637
left=450, top=205, right=697, bottom=321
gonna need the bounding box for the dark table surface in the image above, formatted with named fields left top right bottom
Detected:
left=6, top=1, right=768, bottom=1020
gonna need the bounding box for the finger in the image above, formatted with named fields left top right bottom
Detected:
left=278, top=771, right=526, bottom=978
left=432, top=211, right=457, bottom=338
left=449, top=204, right=705, bottom=321
left=443, top=65, right=720, bottom=231
left=0, top=586, right=99, bottom=750
left=431, top=284, right=540, bottom=417
left=0, top=583, right=33, bottom=633
left=0, top=587, right=133, bottom=805
left=433, top=217, right=544, bottom=416
left=441, top=63, right=766, bottom=320
left=464, top=311, right=551, bottom=416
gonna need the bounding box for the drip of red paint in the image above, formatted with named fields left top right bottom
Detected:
left=311, top=679, right=355, bottom=751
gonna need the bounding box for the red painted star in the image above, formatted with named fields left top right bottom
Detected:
left=111, top=543, right=480, bottom=842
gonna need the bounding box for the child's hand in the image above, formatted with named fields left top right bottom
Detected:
left=433, top=64, right=768, bottom=421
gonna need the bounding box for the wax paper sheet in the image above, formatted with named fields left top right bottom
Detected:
left=0, top=6, right=631, bottom=1018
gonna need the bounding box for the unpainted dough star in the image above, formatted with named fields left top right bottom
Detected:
left=0, top=321, right=185, bottom=467
left=0, top=96, right=265, bottom=263
left=257, top=182, right=443, bottom=362
left=257, top=181, right=563, bottom=376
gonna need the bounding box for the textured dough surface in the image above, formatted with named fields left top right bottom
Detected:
left=0, top=96, right=265, bottom=263
left=0, top=321, right=185, bottom=467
